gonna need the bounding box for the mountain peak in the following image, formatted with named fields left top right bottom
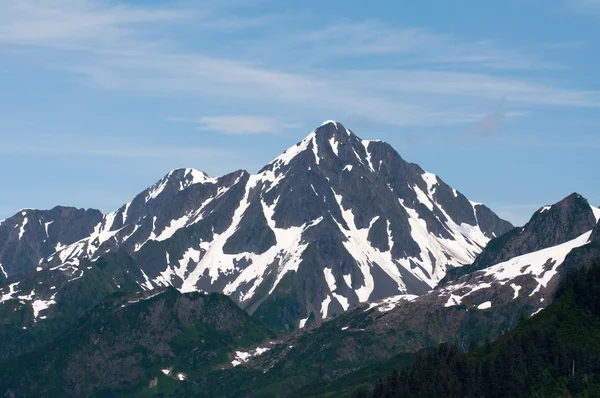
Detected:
left=320, top=120, right=340, bottom=127
left=167, top=168, right=213, bottom=183
left=535, top=192, right=592, bottom=218
left=4, top=121, right=514, bottom=332
left=314, top=120, right=352, bottom=139
left=319, top=120, right=351, bottom=131
left=464, top=193, right=598, bottom=275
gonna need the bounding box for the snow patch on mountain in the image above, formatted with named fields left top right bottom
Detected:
left=18, top=214, right=28, bottom=240
left=590, top=205, right=600, bottom=222
left=321, top=295, right=332, bottom=318
left=329, top=136, right=339, bottom=157
left=367, top=294, right=418, bottom=312
left=510, top=283, right=522, bottom=299
left=0, top=282, right=19, bottom=303
left=362, top=140, right=375, bottom=171
left=324, top=267, right=337, bottom=292
left=443, top=282, right=492, bottom=307
left=43, top=221, right=53, bottom=237
left=441, top=228, right=594, bottom=310
left=540, top=205, right=552, bottom=214
left=422, top=172, right=438, bottom=196
left=32, top=293, right=57, bottom=320
left=299, top=317, right=309, bottom=329
left=334, top=293, right=350, bottom=311
left=483, top=230, right=592, bottom=295
left=400, top=200, right=484, bottom=287
left=231, top=346, right=271, bottom=367
left=146, top=175, right=169, bottom=202
left=321, top=120, right=338, bottom=128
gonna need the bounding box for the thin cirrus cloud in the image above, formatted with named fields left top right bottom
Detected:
left=291, top=21, right=557, bottom=70
left=196, top=116, right=302, bottom=135
left=0, top=0, right=187, bottom=46
left=1, top=0, right=599, bottom=130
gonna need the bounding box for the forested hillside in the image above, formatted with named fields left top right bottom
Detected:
left=355, top=260, right=600, bottom=398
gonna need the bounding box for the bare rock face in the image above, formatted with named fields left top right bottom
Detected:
left=0, top=206, right=102, bottom=283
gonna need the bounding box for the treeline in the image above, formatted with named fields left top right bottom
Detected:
left=354, top=261, right=600, bottom=398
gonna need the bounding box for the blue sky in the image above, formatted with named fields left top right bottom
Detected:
left=1, top=0, right=599, bottom=225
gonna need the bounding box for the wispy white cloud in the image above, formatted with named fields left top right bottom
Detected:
left=293, top=20, right=558, bottom=70
left=0, top=0, right=597, bottom=131
left=329, top=70, right=600, bottom=108
left=196, top=115, right=301, bottom=135
left=295, top=22, right=441, bottom=56
left=64, top=53, right=599, bottom=126
left=0, top=0, right=186, bottom=47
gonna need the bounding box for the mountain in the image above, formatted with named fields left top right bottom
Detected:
left=0, top=206, right=102, bottom=284
left=0, top=121, right=512, bottom=332
left=1, top=142, right=599, bottom=397
left=443, top=192, right=600, bottom=283
left=354, top=258, right=600, bottom=398
left=205, top=193, right=600, bottom=396
left=0, top=289, right=275, bottom=397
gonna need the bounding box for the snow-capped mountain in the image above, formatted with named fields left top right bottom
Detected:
left=0, top=206, right=102, bottom=284
left=443, top=192, right=600, bottom=283
left=0, top=121, right=512, bottom=330
left=233, top=194, right=600, bottom=383
left=372, top=192, right=600, bottom=320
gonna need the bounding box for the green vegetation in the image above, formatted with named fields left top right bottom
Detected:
left=289, top=353, right=415, bottom=398
left=251, top=271, right=304, bottom=333
left=4, top=254, right=600, bottom=397
left=355, top=260, right=600, bottom=398
left=0, top=289, right=275, bottom=397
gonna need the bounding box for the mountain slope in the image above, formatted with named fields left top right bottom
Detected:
left=1, top=121, right=512, bottom=332
left=0, top=289, right=275, bottom=397
left=0, top=206, right=102, bottom=284
left=355, top=258, right=600, bottom=398
left=209, top=193, right=600, bottom=396
left=443, top=192, right=600, bottom=283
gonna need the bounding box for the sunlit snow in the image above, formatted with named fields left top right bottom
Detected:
left=32, top=293, right=57, bottom=320
left=367, top=294, right=418, bottom=312
left=0, top=282, right=19, bottom=303
left=231, top=346, right=271, bottom=367
left=483, top=230, right=592, bottom=295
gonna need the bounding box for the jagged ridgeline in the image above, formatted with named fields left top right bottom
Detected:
left=0, top=121, right=512, bottom=333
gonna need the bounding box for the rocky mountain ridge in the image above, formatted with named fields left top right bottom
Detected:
left=0, top=121, right=512, bottom=331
